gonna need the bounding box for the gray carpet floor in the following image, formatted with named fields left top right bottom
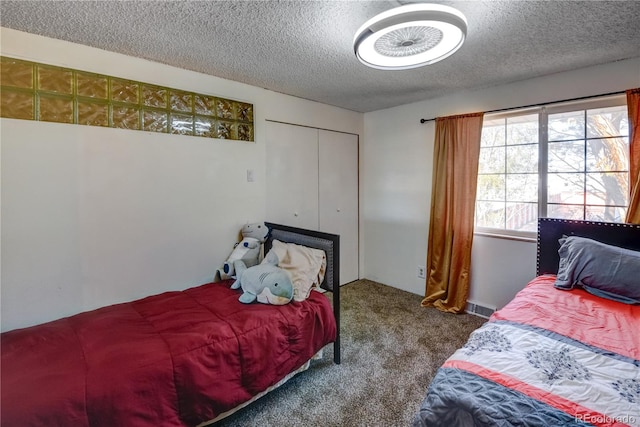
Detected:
left=214, top=279, right=486, bottom=427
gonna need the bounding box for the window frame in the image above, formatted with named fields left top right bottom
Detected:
left=474, top=94, right=629, bottom=239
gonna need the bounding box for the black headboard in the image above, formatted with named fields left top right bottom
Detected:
left=264, top=222, right=341, bottom=364
left=265, top=222, right=340, bottom=293
left=537, top=218, right=640, bottom=276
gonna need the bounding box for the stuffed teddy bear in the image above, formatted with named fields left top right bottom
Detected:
left=215, top=222, right=269, bottom=281
left=231, top=258, right=294, bottom=305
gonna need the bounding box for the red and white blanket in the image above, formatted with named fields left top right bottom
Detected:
left=415, top=275, right=640, bottom=427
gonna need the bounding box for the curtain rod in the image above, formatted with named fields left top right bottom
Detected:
left=419, top=90, right=627, bottom=124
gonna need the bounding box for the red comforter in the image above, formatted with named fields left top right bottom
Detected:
left=1, top=280, right=336, bottom=426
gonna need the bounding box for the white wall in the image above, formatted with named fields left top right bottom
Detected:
left=362, top=57, right=640, bottom=309
left=3, top=28, right=638, bottom=332
left=0, top=28, right=363, bottom=331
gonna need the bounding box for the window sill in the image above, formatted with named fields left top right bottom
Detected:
left=473, top=230, right=536, bottom=243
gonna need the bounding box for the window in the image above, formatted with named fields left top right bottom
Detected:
left=0, top=56, right=255, bottom=141
left=475, top=96, right=629, bottom=237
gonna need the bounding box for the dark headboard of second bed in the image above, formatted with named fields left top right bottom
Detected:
left=537, top=218, right=640, bottom=276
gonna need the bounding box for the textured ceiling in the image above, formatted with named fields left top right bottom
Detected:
left=1, top=0, right=639, bottom=113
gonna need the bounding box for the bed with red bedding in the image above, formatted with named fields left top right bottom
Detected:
left=414, top=218, right=640, bottom=427
left=1, top=223, right=340, bottom=427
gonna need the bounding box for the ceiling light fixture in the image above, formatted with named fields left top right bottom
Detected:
left=353, top=3, right=467, bottom=70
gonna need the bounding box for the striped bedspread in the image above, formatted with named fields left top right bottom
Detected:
left=414, top=275, right=640, bottom=427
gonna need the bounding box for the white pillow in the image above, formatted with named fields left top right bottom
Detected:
left=262, top=240, right=326, bottom=301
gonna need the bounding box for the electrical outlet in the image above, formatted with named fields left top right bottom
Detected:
left=417, top=266, right=426, bottom=279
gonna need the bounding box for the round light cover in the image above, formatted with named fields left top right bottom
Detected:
left=353, top=4, right=467, bottom=70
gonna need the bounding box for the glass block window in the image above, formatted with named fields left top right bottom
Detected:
left=0, top=56, right=254, bottom=142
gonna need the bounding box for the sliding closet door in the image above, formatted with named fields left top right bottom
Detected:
left=266, top=122, right=359, bottom=285
left=265, top=121, right=319, bottom=230
left=319, top=130, right=359, bottom=284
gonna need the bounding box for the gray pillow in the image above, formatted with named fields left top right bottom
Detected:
left=554, top=235, right=640, bottom=304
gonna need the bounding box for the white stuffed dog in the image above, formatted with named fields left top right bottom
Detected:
left=215, top=222, right=269, bottom=281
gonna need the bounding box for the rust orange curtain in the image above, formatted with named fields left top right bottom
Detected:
left=625, top=88, right=640, bottom=224
left=421, top=112, right=484, bottom=313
